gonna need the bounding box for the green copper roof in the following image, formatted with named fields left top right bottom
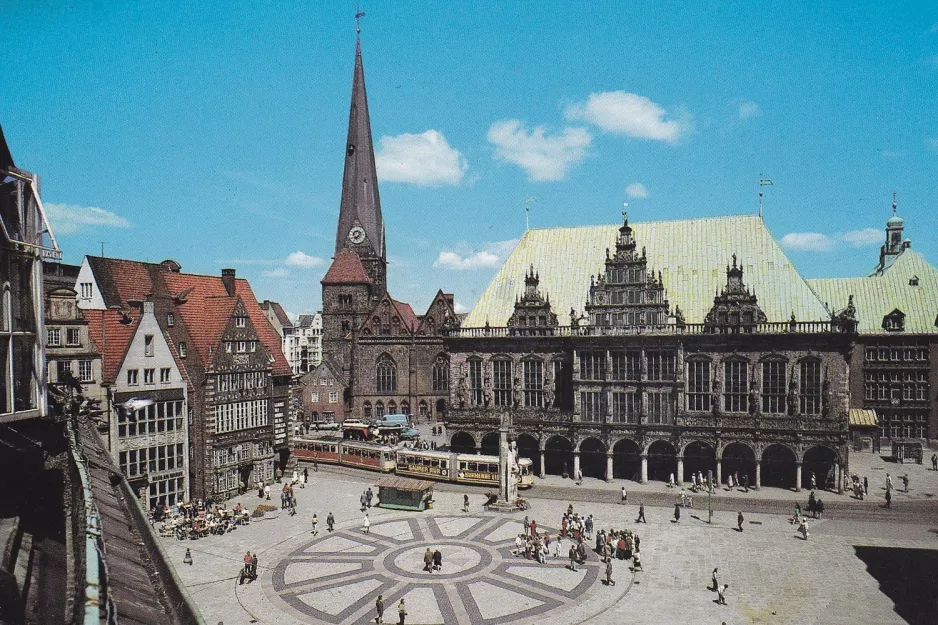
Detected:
left=808, top=250, right=938, bottom=334
left=465, top=214, right=831, bottom=327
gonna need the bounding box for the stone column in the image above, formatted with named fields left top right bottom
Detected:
left=539, top=448, right=546, bottom=479
left=676, top=456, right=684, bottom=486
left=605, top=452, right=614, bottom=482
left=755, top=460, right=761, bottom=489
left=716, top=458, right=722, bottom=487
left=640, top=454, right=648, bottom=484
left=795, top=461, right=802, bottom=492
left=835, top=463, right=843, bottom=494
left=573, top=452, right=580, bottom=480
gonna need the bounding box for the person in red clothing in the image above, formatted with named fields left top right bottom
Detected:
left=530, top=519, right=537, bottom=537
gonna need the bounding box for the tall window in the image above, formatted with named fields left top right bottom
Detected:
left=78, top=360, right=93, bottom=382
left=647, top=390, right=673, bottom=424
left=612, top=391, right=639, bottom=423
left=580, top=391, right=605, bottom=422
left=522, top=360, right=543, bottom=408
left=376, top=354, right=397, bottom=393
left=388, top=400, right=397, bottom=414
left=800, top=360, right=822, bottom=415
left=493, top=359, right=512, bottom=406
left=167, top=313, right=174, bottom=327
left=761, top=361, right=786, bottom=414
left=686, top=360, right=711, bottom=411
left=723, top=361, right=748, bottom=412
left=611, top=350, right=640, bottom=381
left=179, top=342, right=187, bottom=358
left=144, top=334, right=154, bottom=356
left=432, top=356, right=449, bottom=392
left=363, top=401, right=372, bottom=419
left=143, top=368, right=155, bottom=385
left=160, top=367, right=171, bottom=383
left=646, top=350, right=676, bottom=381
left=579, top=351, right=606, bottom=381
left=375, top=401, right=385, bottom=418
left=127, top=369, right=139, bottom=386
left=468, top=359, right=484, bottom=405
left=80, top=282, right=92, bottom=299
left=47, top=327, right=61, bottom=347
left=66, top=328, right=80, bottom=346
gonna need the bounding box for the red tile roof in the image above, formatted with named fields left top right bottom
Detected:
left=85, top=309, right=141, bottom=385
left=261, top=300, right=293, bottom=328
left=390, top=298, right=418, bottom=333
left=86, top=256, right=157, bottom=307
left=321, top=251, right=372, bottom=285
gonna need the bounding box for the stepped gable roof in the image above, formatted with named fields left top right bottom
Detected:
left=261, top=300, right=293, bottom=328
left=162, top=272, right=291, bottom=375
left=808, top=250, right=938, bottom=334
left=85, top=309, right=142, bottom=385
left=85, top=256, right=157, bottom=308
left=465, top=214, right=830, bottom=327
left=321, top=250, right=372, bottom=285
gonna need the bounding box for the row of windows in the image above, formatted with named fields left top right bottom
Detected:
left=218, top=371, right=268, bottom=392
left=216, top=459, right=274, bottom=493
left=591, top=310, right=667, bottom=326
left=47, top=327, right=81, bottom=347
left=310, top=391, right=339, bottom=403
left=865, top=370, right=928, bottom=383
left=214, top=399, right=269, bottom=434
left=686, top=360, right=823, bottom=415
left=865, top=347, right=929, bottom=363
left=605, top=267, right=645, bottom=284
left=148, top=475, right=185, bottom=508
left=126, top=367, right=172, bottom=386
left=213, top=440, right=273, bottom=467
left=580, top=350, right=676, bottom=381
left=118, top=400, right=185, bottom=437
left=56, top=359, right=94, bottom=382
left=878, top=412, right=929, bottom=439
left=363, top=399, right=411, bottom=418
left=864, top=383, right=929, bottom=402
left=224, top=340, right=257, bottom=353
left=119, top=443, right=185, bottom=477
left=581, top=390, right=675, bottom=424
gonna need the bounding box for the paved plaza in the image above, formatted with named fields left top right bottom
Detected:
left=163, top=470, right=938, bottom=625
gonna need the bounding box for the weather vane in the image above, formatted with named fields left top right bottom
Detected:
left=355, top=4, right=366, bottom=34
left=758, top=174, right=773, bottom=219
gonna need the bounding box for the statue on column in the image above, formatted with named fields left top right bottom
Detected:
left=507, top=440, right=520, bottom=503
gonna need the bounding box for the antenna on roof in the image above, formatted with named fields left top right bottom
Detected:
left=524, top=197, right=536, bottom=232
left=758, top=174, right=773, bottom=219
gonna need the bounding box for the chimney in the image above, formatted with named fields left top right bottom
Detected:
left=222, top=268, right=236, bottom=296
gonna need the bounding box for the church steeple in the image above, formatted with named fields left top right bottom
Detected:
left=335, top=37, right=385, bottom=263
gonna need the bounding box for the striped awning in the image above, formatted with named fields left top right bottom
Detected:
left=849, top=408, right=878, bottom=428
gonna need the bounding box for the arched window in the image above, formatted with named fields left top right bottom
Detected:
left=799, top=359, right=822, bottom=415
left=400, top=400, right=410, bottom=415
left=432, top=355, right=449, bottom=392
left=418, top=400, right=428, bottom=417
left=375, top=401, right=385, bottom=418
left=363, top=401, right=372, bottom=419
left=722, top=359, right=749, bottom=413
left=388, top=400, right=397, bottom=414
left=376, top=353, right=397, bottom=393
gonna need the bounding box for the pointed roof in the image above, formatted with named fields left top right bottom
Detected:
left=84, top=309, right=142, bottom=385
left=85, top=256, right=158, bottom=307
left=321, top=250, right=372, bottom=285
left=0, top=123, right=15, bottom=170
left=335, top=38, right=384, bottom=259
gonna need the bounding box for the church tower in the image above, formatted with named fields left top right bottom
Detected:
left=322, top=35, right=387, bottom=371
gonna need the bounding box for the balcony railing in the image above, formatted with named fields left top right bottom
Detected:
left=446, top=320, right=836, bottom=339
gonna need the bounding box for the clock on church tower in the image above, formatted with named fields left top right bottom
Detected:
left=348, top=226, right=366, bottom=244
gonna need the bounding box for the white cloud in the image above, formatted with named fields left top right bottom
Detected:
left=841, top=228, right=882, bottom=248
left=564, top=91, right=686, bottom=142
left=375, top=130, right=468, bottom=187
left=284, top=251, right=324, bottom=268
left=453, top=301, right=468, bottom=314
left=44, top=203, right=131, bottom=235
left=487, top=120, right=591, bottom=182
left=780, top=232, right=835, bottom=252
left=626, top=182, right=649, bottom=199
left=738, top=101, right=761, bottom=120
left=262, top=267, right=289, bottom=278
left=433, top=239, right=518, bottom=270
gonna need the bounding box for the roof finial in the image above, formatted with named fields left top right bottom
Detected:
left=355, top=3, right=366, bottom=35
left=622, top=202, right=629, bottom=224
left=892, top=191, right=897, bottom=216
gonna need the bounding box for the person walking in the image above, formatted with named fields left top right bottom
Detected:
left=620, top=486, right=628, bottom=504
left=863, top=476, right=869, bottom=495
left=886, top=473, right=893, bottom=492
left=424, top=547, right=434, bottom=572
left=361, top=491, right=368, bottom=512
left=674, top=503, right=681, bottom=523
left=264, top=483, right=271, bottom=501
left=363, top=513, right=371, bottom=534
left=327, top=512, right=335, bottom=532
left=717, top=584, right=728, bottom=605
left=397, top=598, right=407, bottom=625
left=250, top=553, right=258, bottom=580
left=605, top=558, right=616, bottom=586
left=816, top=499, right=824, bottom=519
left=711, top=567, right=719, bottom=591
left=463, top=494, right=470, bottom=513
left=375, top=594, right=384, bottom=624
left=810, top=472, right=817, bottom=490
left=367, top=487, right=374, bottom=508
left=800, top=519, right=809, bottom=540
left=183, top=548, right=193, bottom=565
left=568, top=544, right=578, bottom=571
left=737, top=511, right=744, bottom=532
left=303, top=467, right=309, bottom=483
left=576, top=470, right=583, bottom=486
left=901, top=475, right=909, bottom=493
left=885, top=489, right=892, bottom=509
left=311, top=514, right=319, bottom=535
left=637, top=503, right=646, bottom=523
left=433, top=548, right=442, bottom=571
left=932, top=453, right=937, bottom=471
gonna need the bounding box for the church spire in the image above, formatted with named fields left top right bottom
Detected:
left=335, top=36, right=384, bottom=261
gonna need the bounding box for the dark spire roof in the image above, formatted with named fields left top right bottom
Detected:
left=335, top=38, right=384, bottom=259
left=0, top=123, right=15, bottom=170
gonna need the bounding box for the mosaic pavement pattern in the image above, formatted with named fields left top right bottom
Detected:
left=257, top=515, right=622, bottom=625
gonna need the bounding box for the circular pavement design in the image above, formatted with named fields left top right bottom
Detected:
left=254, top=514, right=631, bottom=625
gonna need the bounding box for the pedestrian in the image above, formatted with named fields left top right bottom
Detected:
left=183, top=548, right=193, bottom=565
left=463, top=494, right=470, bottom=513
left=634, top=534, right=640, bottom=552
left=711, top=567, right=719, bottom=591
left=367, top=487, right=374, bottom=508
left=885, top=489, right=892, bottom=509
left=674, top=503, right=681, bottom=523
left=717, top=584, right=728, bottom=605
left=363, top=513, right=371, bottom=534
left=361, top=491, right=368, bottom=512
left=264, top=484, right=271, bottom=501
left=242, top=551, right=252, bottom=583
left=300, top=473, right=306, bottom=489
left=250, top=553, right=258, bottom=579
left=816, top=499, right=824, bottom=519
left=568, top=544, right=578, bottom=571
left=311, top=514, right=319, bottom=535
left=327, top=512, right=335, bottom=532
left=863, top=476, right=868, bottom=495
left=742, top=473, right=749, bottom=493
left=800, top=519, right=809, bottom=540
left=932, top=454, right=937, bottom=471
left=901, top=475, right=909, bottom=493
left=637, top=503, right=646, bottom=523
left=737, top=511, right=744, bottom=532
left=313, top=460, right=319, bottom=472
left=433, top=548, right=442, bottom=571
left=620, top=486, right=628, bottom=504
left=424, top=547, right=434, bottom=572
left=605, top=558, right=616, bottom=586
left=375, top=594, right=384, bottom=624
left=303, top=467, right=309, bottom=483
left=668, top=472, right=675, bottom=488
left=886, top=473, right=893, bottom=492
left=397, top=598, right=407, bottom=625
left=576, top=470, right=583, bottom=486
left=810, top=472, right=817, bottom=490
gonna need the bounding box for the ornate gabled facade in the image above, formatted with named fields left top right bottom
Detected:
left=507, top=266, right=558, bottom=336
left=704, top=255, right=767, bottom=334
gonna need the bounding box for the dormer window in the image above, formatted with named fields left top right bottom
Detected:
left=167, top=313, right=175, bottom=327
left=179, top=342, right=187, bottom=358
left=236, top=316, right=246, bottom=328
left=909, top=275, right=919, bottom=286
left=883, top=309, right=905, bottom=332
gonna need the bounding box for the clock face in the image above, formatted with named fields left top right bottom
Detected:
left=348, top=226, right=366, bottom=244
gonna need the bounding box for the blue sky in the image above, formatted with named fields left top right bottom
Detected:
left=2, top=2, right=937, bottom=318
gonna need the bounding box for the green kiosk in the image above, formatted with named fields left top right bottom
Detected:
left=375, top=476, right=435, bottom=511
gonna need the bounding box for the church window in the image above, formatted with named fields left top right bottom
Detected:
left=400, top=400, right=409, bottom=415
left=646, top=390, right=673, bottom=424
left=686, top=360, right=711, bottom=412
left=388, top=400, right=397, bottom=414
left=646, top=350, right=676, bottom=381
left=493, top=359, right=512, bottom=406
left=468, top=358, right=484, bottom=405
left=579, top=351, right=606, bottom=381
left=612, top=391, right=639, bottom=423
left=799, top=360, right=821, bottom=415
left=375, top=401, right=385, bottom=418
left=761, top=361, right=786, bottom=414
left=579, top=391, right=605, bottom=422
left=611, top=351, right=641, bottom=381
left=522, top=360, right=543, bottom=408
left=723, top=360, right=748, bottom=412
left=432, top=356, right=449, bottom=392
left=363, top=401, right=372, bottom=419
left=376, top=354, right=397, bottom=393
left=338, top=294, right=353, bottom=307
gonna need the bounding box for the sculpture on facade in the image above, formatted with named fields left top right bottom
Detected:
left=456, top=364, right=469, bottom=408
left=787, top=367, right=799, bottom=416
left=544, top=367, right=555, bottom=408
left=711, top=377, right=721, bottom=416
left=483, top=376, right=493, bottom=407
left=513, top=375, right=523, bottom=408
